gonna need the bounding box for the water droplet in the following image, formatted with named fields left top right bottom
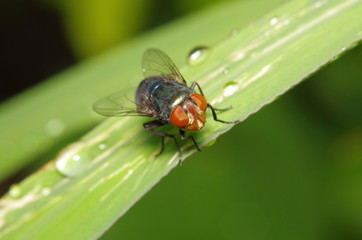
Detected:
left=9, top=184, right=22, bottom=198
left=270, top=17, right=279, bottom=26
left=205, top=139, right=217, bottom=147
left=45, top=118, right=65, bottom=137
left=341, top=46, right=347, bottom=52
left=223, top=82, right=239, bottom=97
left=98, top=143, right=107, bottom=150
left=223, top=68, right=229, bottom=75
left=128, top=169, right=134, bottom=175
left=187, top=46, right=210, bottom=66
left=55, top=142, right=90, bottom=177
left=41, top=187, right=51, bottom=196
left=230, top=29, right=239, bottom=36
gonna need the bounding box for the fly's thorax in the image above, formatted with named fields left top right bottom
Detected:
left=150, top=80, right=193, bottom=122
left=135, top=77, right=189, bottom=121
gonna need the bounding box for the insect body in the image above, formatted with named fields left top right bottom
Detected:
left=93, top=48, right=238, bottom=163
left=136, top=77, right=207, bottom=131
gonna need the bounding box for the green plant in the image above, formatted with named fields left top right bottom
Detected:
left=0, top=0, right=361, bottom=239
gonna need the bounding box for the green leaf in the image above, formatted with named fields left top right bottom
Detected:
left=0, top=0, right=361, bottom=239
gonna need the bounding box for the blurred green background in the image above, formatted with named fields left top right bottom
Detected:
left=1, top=0, right=361, bottom=239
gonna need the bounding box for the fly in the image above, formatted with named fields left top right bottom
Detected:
left=93, top=48, right=239, bottom=163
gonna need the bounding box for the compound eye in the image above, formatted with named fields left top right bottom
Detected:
left=190, top=94, right=207, bottom=111
left=170, top=105, right=189, bottom=128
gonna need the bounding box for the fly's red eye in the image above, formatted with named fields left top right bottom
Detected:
left=190, top=94, right=207, bottom=111
left=170, top=105, right=189, bottom=128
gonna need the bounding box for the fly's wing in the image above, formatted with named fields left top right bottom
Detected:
left=142, top=48, right=187, bottom=85
left=92, top=90, right=153, bottom=117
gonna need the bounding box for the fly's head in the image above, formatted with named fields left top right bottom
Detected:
left=170, top=94, right=207, bottom=131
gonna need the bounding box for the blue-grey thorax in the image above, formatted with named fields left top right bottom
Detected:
left=135, top=77, right=193, bottom=122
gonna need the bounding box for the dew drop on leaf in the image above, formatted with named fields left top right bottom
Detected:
left=8, top=184, right=22, bottom=199
left=98, top=143, right=107, bottom=150
left=187, top=46, right=210, bottom=66
left=55, top=142, right=90, bottom=177
left=270, top=17, right=279, bottom=26
left=41, top=187, right=52, bottom=196
left=223, top=82, right=239, bottom=97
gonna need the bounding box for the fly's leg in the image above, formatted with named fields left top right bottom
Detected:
left=212, top=106, right=232, bottom=112
left=155, top=136, right=165, bottom=157
left=143, top=120, right=183, bottom=164
left=208, top=103, right=241, bottom=124
left=190, top=82, right=240, bottom=124
left=190, top=82, right=231, bottom=112
left=179, top=130, right=201, bottom=152
left=190, top=82, right=205, bottom=96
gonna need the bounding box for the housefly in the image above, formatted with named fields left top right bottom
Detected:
left=93, top=48, right=239, bottom=163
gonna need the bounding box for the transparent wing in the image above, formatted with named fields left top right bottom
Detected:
left=142, top=48, right=187, bottom=85
left=92, top=90, right=152, bottom=117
